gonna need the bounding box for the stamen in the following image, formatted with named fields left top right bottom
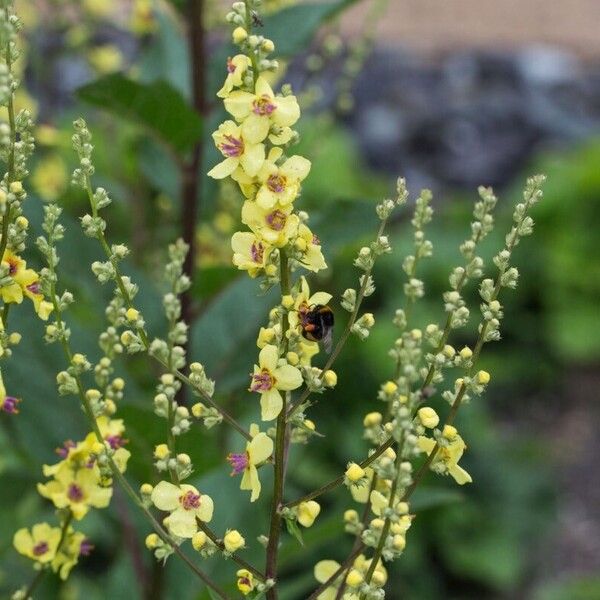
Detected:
left=267, top=174, right=286, bottom=194
left=266, top=210, right=287, bottom=231
left=251, top=369, right=275, bottom=392
left=32, top=541, right=49, bottom=557
left=179, top=490, right=201, bottom=510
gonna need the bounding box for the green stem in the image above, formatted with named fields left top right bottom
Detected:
left=265, top=250, right=290, bottom=599
left=197, top=520, right=265, bottom=581
left=360, top=451, right=404, bottom=594
left=0, top=5, right=16, bottom=260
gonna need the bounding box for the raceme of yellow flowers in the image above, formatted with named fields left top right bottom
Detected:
left=4, top=0, right=546, bottom=598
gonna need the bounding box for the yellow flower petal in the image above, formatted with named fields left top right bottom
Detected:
left=273, top=363, right=303, bottom=391
left=259, top=344, right=279, bottom=371
left=248, top=432, right=273, bottom=465
left=208, top=156, right=239, bottom=179
left=260, top=388, right=283, bottom=421
left=151, top=481, right=181, bottom=511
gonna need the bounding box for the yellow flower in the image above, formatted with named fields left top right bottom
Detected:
left=254, top=147, right=311, bottom=209
left=223, top=529, right=245, bottom=552
left=314, top=560, right=343, bottom=600
left=227, top=423, right=274, bottom=502
left=298, top=500, right=321, bottom=527
left=13, top=523, right=61, bottom=564
left=295, top=223, right=327, bottom=272
left=83, top=0, right=116, bottom=18
left=130, top=0, right=156, bottom=34
left=52, top=530, right=90, bottom=580
left=237, top=568, right=255, bottom=595
left=288, top=277, right=332, bottom=331
left=208, top=120, right=265, bottom=180
left=217, top=55, right=251, bottom=98
left=151, top=481, right=214, bottom=538
left=249, top=344, right=303, bottom=421
left=417, top=433, right=472, bottom=485
left=231, top=231, right=272, bottom=277
left=88, top=44, right=123, bottom=74
left=32, top=155, right=68, bottom=201
left=241, top=200, right=299, bottom=248
left=0, top=373, right=20, bottom=414
left=224, top=76, right=300, bottom=144
left=1, top=250, right=53, bottom=319
left=37, top=462, right=112, bottom=520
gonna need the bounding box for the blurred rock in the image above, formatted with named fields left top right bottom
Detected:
left=340, top=47, right=600, bottom=191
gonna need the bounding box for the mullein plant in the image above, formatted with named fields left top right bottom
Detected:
left=4, top=0, right=547, bottom=598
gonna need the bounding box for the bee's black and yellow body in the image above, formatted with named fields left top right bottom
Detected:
left=298, top=304, right=334, bottom=352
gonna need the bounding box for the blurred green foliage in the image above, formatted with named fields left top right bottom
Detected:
left=1, top=1, right=598, bottom=599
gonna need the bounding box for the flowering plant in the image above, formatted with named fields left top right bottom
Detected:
left=1, top=1, right=547, bottom=599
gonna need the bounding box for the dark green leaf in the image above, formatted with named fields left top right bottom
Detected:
left=285, top=516, right=305, bottom=547
left=267, top=0, right=358, bottom=56
left=77, top=74, right=202, bottom=155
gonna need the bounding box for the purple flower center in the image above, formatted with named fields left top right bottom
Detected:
left=250, top=241, right=264, bottom=264
left=251, top=369, right=274, bottom=392
left=6, top=257, right=18, bottom=275
left=227, top=452, right=249, bottom=475
left=55, top=439, right=77, bottom=458
left=67, top=483, right=84, bottom=502
left=226, top=57, right=236, bottom=74
left=79, top=539, right=94, bottom=556
left=105, top=434, right=127, bottom=450
left=1, top=395, right=20, bottom=414
left=26, top=281, right=41, bottom=295
left=312, top=234, right=321, bottom=245
left=252, top=95, right=276, bottom=116
left=266, top=174, right=286, bottom=194
left=220, top=134, right=244, bottom=158
left=32, top=541, right=49, bottom=557
left=179, top=490, right=201, bottom=510
left=266, top=210, right=287, bottom=231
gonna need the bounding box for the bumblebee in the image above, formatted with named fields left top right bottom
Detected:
left=298, top=304, right=334, bottom=353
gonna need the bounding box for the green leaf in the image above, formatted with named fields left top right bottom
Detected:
left=266, top=0, right=358, bottom=57
left=285, top=516, right=305, bottom=547
left=77, top=74, right=202, bottom=155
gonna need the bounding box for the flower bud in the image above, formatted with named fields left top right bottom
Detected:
left=126, top=307, right=139, bottom=321
left=417, top=407, right=439, bottom=429
left=344, top=509, right=358, bottom=523
left=191, top=402, right=206, bottom=418
left=261, top=38, right=275, bottom=53
left=346, top=569, right=364, bottom=587
left=459, top=346, right=473, bottom=360
left=297, top=500, right=321, bottom=527
left=345, top=462, right=365, bottom=482
left=323, top=370, right=337, bottom=387
left=477, top=370, right=490, bottom=385
left=442, top=425, right=457, bottom=439
left=154, top=444, right=170, bottom=460
left=232, top=27, right=247, bottom=44
left=140, top=483, right=153, bottom=496
left=224, top=529, right=245, bottom=553
left=363, top=411, right=382, bottom=427
left=145, top=533, right=159, bottom=549
left=382, top=381, right=397, bottom=395
left=192, top=531, right=207, bottom=551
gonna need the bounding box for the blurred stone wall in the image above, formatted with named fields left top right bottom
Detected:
left=341, top=0, right=600, bottom=59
